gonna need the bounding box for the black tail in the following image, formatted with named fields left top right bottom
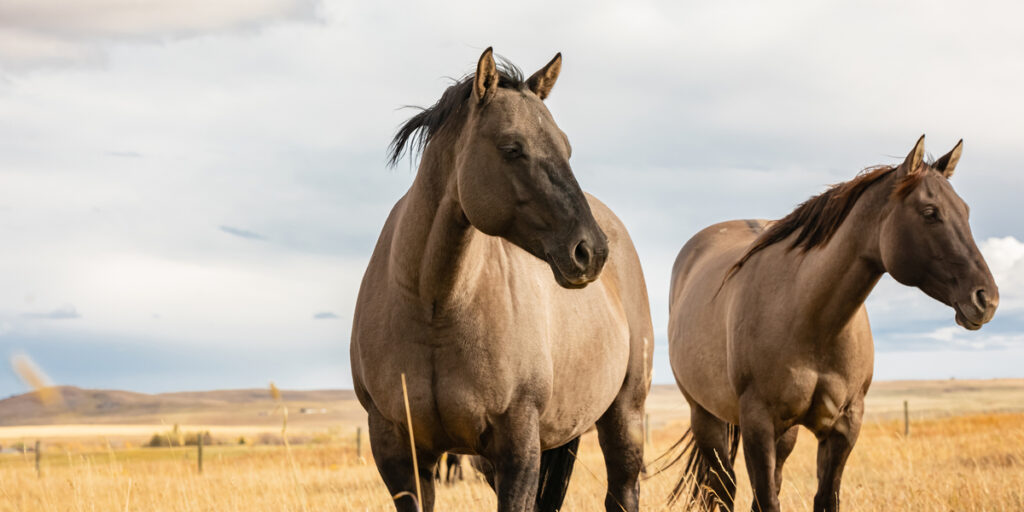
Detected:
left=535, top=436, right=580, bottom=512
left=652, top=425, right=739, bottom=507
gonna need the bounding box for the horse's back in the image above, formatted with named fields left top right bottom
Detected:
left=668, top=219, right=769, bottom=421
left=670, top=219, right=768, bottom=301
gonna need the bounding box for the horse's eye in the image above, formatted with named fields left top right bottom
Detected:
left=921, top=205, right=940, bottom=222
left=500, top=144, right=522, bottom=160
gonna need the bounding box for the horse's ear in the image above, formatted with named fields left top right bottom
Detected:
left=933, top=139, right=963, bottom=179
left=898, top=134, right=926, bottom=177
left=527, top=53, right=562, bottom=100
left=474, top=47, right=498, bottom=104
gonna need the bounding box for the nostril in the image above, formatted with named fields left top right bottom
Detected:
left=974, top=289, right=988, bottom=309
left=572, top=240, right=592, bottom=270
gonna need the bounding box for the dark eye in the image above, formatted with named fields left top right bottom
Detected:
left=921, top=205, right=940, bottom=222
left=500, top=144, right=523, bottom=160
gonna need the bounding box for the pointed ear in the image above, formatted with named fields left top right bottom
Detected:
left=527, top=53, right=562, bottom=100
left=933, top=139, right=963, bottom=179
left=898, top=134, right=926, bottom=177
left=474, top=47, right=498, bottom=104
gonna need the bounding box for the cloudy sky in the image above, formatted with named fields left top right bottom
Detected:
left=1, top=0, right=1022, bottom=396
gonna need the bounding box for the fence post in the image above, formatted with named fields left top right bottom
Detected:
left=903, top=400, right=910, bottom=437
left=35, top=440, right=41, bottom=477
left=645, top=413, right=651, bottom=446
left=197, top=433, right=204, bottom=474
left=356, top=426, right=363, bottom=461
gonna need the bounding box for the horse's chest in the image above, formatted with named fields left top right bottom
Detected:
left=437, top=293, right=627, bottom=388
left=431, top=285, right=630, bottom=446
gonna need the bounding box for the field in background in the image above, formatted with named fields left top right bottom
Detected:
left=0, top=379, right=1022, bottom=511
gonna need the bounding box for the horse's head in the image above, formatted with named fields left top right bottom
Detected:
left=454, top=48, right=607, bottom=289
left=880, top=136, right=999, bottom=330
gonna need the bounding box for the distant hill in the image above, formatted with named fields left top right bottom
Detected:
left=3, top=379, right=1022, bottom=430
left=0, top=386, right=358, bottom=427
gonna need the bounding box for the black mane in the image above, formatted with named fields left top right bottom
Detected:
left=387, top=58, right=525, bottom=167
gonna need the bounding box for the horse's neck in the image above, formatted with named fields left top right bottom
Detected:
left=786, top=177, right=891, bottom=335
left=388, top=144, right=471, bottom=315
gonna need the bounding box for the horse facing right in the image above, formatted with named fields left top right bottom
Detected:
left=666, top=136, right=998, bottom=511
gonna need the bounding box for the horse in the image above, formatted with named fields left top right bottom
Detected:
left=433, top=452, right=464, bottom=484
left=665, top=136, right=998, bottom=511
left=350, top=48, right=654, bottom=512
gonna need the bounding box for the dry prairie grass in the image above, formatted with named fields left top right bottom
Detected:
left=0, top=412, right=1022, bottom=511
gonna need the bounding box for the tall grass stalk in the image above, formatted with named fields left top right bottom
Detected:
left=401, top=373, right=423, bottom=511
left=270, top=381, right=309, bottom=512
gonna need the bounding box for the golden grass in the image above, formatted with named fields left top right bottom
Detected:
left=1, top=412, right=1022, bottom=511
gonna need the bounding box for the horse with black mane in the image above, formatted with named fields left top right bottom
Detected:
left=665, top=136, right=998, bottom=511
left=351, top=48, right=654, bottom=512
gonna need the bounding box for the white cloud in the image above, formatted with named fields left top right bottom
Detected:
left=866, top=236, right=1024, bottom=351
left=0, top=0, right=319, bottom=68
left=980, top=236, right=1024, bottom=312
left=1, top=1, right=1023, bottom=392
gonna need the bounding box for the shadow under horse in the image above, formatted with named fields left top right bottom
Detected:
left=350, top=48, right=654, bottom=512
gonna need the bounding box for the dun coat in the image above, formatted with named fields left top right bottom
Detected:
left=665, top=136, right=998, bottom=512
left=350, top=48, right=654, bottom=512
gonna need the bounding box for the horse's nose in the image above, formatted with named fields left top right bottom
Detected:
left=571, top=239, right=593, bottom=273
left=973, top=287, right=999, bottom=320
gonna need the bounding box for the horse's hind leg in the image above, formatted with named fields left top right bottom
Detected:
left=595, top=392, right=645, bottom=512
left=813, top=399, right=864, bottom=512
left=689, top=401, right=738, bottom=511
left=367, top=407, right=440, bottom=512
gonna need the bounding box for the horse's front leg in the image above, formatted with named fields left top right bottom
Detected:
left=813, top=399, right=864, bottom=512
left=367, top=405, right=440, bottom=512
left=739, top=394, right=781, bottom=512
left=487, top=408, right=542, bottom=512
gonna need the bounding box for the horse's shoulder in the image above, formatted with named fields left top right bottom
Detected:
left=583, top=193, right=626, bottom=232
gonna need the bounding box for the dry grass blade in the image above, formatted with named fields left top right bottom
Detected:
left=268, top=381, right=308, bottom=512
left=393, top=491, right=421, bottom=510
left=401, top=373, right=423, bottom=511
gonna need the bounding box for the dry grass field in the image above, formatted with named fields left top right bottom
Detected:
left=0, top=380, right=1022, bottom=511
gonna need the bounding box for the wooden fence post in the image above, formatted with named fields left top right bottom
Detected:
left=903, top=400, right=910, bottom=437
left=645, top=413, right=651, bottom=446
left=356, top=426, right=362, bottom=461
left=35, top=440, right=41, bottom=477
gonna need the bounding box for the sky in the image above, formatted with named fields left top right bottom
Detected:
left=1, top=0, right=1022, bottom=396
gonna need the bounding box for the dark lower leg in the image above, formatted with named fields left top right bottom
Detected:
left=813, top=404, right=863, bottom=512
left=596, top=401, right=644, bottom=512
left=739, top=398, right=780, bottom=512
left=368, top=410, right=439, bottom=512
left=774, top=427, right=799, bottom=497
left=485, top=411, right=542, bottom=512
left=494, top=441, right=541, bottom=512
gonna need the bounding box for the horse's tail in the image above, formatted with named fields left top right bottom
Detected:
left=653, top=425, right=740, bottom=507
left=535, top=436, right=580, bottom=512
